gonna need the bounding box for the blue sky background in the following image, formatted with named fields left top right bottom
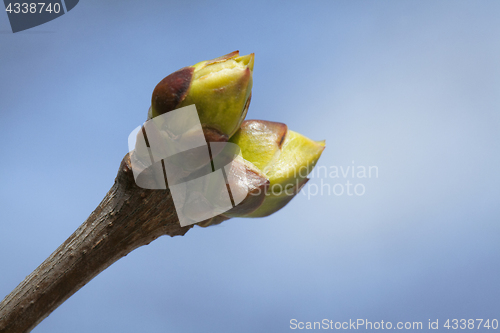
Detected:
left=1, top=1, right=499, bottom=332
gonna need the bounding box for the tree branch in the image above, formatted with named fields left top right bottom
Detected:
left=0, top=154, right=192, bottom=333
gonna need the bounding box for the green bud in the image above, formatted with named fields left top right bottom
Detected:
left=150, top=51, right=254, bottom=141
left=229, top=120, right=325, bottom=217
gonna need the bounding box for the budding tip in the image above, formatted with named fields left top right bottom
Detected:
left=235, top=53, right=255, bottom=72
left=204, top=51, right=240, bottom=67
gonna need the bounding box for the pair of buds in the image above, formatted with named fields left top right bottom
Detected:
left=141, top=51, right=325, bottom=226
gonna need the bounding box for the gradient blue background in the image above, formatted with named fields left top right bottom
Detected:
left=1, top=1, right=499, bottom=332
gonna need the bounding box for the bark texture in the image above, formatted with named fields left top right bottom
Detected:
left=0, top=154, right=192, bottom=333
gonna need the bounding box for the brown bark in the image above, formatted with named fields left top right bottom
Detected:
left=0, top=154, right=192, bottom=333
